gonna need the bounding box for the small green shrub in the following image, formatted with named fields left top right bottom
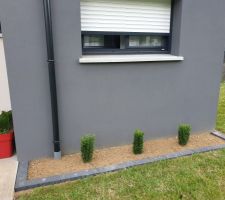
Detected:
left=178, top=124, right=191, bottom=145
left=133, top=129, right=144, bottom=154
left=0, top=111, right=13, bottom=134
left=81, top=134, right=95, bottom=163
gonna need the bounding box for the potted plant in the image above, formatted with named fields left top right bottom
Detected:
left=0, top=111, right=14, bottom=159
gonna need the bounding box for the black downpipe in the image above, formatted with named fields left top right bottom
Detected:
left=43, top=0, right=61, bottom=159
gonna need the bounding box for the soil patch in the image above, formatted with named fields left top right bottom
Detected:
left=28, top=133, right=225, bottom=180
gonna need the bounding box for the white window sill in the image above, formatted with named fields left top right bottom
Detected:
left=0, top=34, right=3, bottom=38
left=79, top=54, right=184, bottom=64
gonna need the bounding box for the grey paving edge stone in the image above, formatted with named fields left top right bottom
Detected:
left=15, top=142, right=225, bottom=192
left=15, top=161, right=28, bottom=188
left=211, top=130, right=225, bottom=140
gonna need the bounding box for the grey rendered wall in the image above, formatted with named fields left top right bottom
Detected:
left=0, top=0, right=225, bottom=161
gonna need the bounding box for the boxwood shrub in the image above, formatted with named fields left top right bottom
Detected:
left=81, top=134, right=95, bottom=163
left=178, top=124, right=191, bottom=145
left=133, top=129, right=144, bottom=154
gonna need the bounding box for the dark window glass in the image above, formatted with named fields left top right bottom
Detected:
left=104, top=35, right=120, bottom=49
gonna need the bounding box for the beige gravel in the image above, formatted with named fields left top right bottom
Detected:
left=28, top=132, right=225, bottom=180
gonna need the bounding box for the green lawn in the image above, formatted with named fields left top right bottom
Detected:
left=17, top=83, right=225, bottom=200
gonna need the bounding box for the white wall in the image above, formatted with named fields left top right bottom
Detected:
left=0, top=37, right=11, bottom=112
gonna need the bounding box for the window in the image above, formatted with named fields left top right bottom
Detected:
left=128, top=36, right=166, bottom=48
left=83, top=35, right=104, bottom=47
left=82, top=33, right=169, bottom=54
left=80, top=0, right=172, bottom=55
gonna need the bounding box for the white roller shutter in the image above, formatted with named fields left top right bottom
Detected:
left=80, top=0, right=172, bottom=33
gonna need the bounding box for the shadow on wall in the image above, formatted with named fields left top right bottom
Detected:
left=223, top=52, right=225, bottom=81
left=223, top=63, right=225, bottom=81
